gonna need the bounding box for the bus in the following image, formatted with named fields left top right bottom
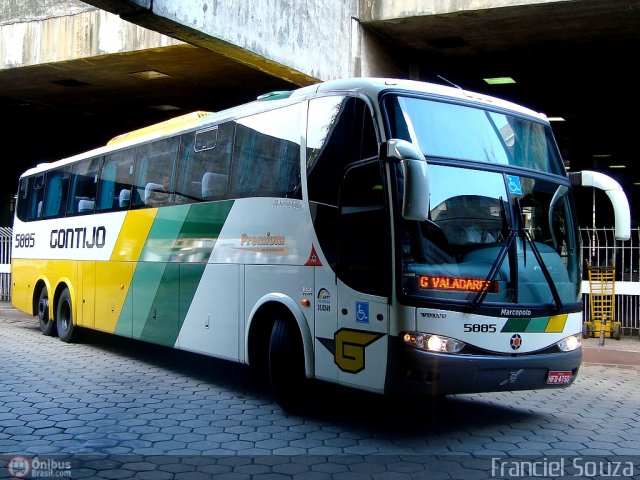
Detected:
left=11, top=77, right=630, bottom=407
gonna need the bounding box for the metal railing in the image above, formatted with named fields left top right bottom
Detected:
left=580, top=227, right=640, bottom=336
left=0, top=227, right=11, bottom=301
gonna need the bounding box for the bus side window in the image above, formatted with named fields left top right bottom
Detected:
left=306, top=95, right=379, bottom=269
left=28, top=174, right=45, bottom=221
left=132, top=137, right=179, bottom=208
left=42, top=168, right=70, bottom=219
left=174, top=123, right=234, bottom=204
left=97, top=149, right=134, bottom=212
left=230, top=103, right=302, bottom=199
left=66, top=157, right=100, bottom=216
left=16, top=177, right=30, bottom=222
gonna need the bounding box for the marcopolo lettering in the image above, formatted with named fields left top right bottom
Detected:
left=50, top=226, right=106, bottom=249
left=501, top=308, right=532, bottom=317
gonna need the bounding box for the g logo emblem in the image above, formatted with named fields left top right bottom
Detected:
left=510, top=334, right=522, bottom=350
left=334, top=329, right=384, bottom=373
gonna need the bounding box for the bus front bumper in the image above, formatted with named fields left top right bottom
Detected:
left=386, top=337, right=582, bottom=396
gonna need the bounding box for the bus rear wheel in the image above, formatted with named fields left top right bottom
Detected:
left=37, top=288, right=56, bottom=336
left=56, top=288, right=76, bottom=343
left=269, top=317, right=308, bottom=411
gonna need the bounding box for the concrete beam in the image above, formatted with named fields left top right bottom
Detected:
left=0, top=0, right=180, bottom=69
left=80, top=0, right=361, bottom=86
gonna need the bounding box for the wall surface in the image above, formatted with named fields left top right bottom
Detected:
left=0, top=0, right=180, bottom=69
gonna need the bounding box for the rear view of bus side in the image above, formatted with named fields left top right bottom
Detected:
left=11, top=78, right=630, bottom=407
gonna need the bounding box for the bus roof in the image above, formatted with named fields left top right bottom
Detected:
left=291, top=77, right=547, bottom=120
left=20, top=77, right=548, bottom=178
left=107, top=111, right=213, bottom=145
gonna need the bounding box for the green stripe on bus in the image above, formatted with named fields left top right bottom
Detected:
left=501, top=316, right=551, bottom=333
left=501, top=318, right=529, bottom=332
left=126, top=201, right=234, bottom=345
left=526, top=317, right=550, bottom=333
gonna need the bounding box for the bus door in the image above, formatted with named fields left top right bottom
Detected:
left=333, top=160, right=390, bottom=392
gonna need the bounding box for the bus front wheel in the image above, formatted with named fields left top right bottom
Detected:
left=38, top=288, right=56, bottom=336
left=268, top=317, right=308, bottom=410
left=56, top=289, right=76, bottom=343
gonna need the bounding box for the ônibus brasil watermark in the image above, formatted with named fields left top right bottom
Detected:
left=6, top=456, right=71, bottom=478
left=491, top=457, right=636, bottom=478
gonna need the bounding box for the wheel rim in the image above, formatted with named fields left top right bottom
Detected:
left=38, top=296, right=49, bottom=323
left=59, top=300, right=71, bottom=332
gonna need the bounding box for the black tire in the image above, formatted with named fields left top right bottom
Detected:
left=37, top=287, right=56, bottom=336
left=56, top=288, right=76, bottom=343
left=614, top=323, right=621, bottom=341
left=269, top=317, right=308, bottom=411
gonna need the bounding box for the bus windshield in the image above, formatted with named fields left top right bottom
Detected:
left=386, top=96, right=580, bottom=313
left=398, top=164, right=580, bottom=312
left=386, top=95, right=565, bottom=175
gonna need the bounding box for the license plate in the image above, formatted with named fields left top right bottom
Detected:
left=546, top=370, right=572, bottom=384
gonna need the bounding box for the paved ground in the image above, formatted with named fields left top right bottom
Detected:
left=582, top=334, right=640, bottom=366
left=1, top=302, right=639, bottom=479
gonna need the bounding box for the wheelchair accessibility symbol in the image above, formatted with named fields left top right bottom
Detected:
left=355, top=301, right=369, bottom=324
left=506, top=175, right=522, bottom=195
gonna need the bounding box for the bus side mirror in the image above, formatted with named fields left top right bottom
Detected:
left=383, top=139, right=430, bottom=221
left=569, top=170, right=631, bottom=240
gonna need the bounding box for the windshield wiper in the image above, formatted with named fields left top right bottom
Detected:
left=514, top=198, right=564, bottom=312
left=468, top=197, right=564, bottom=313
left=519, top=227, right=564, bottom=313
left=468, top=197, right=513, bottom=312
left=467, top=228, right=516, bottom=312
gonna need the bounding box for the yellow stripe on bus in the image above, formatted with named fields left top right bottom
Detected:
left=90, top=209, right=158, bottom=333
left=111, top=209, right=158, bottom=262
left=545, top=314, right=568, bottom=333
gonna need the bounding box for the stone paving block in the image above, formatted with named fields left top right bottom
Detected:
left=133, top=471, right=173, bottom=480
left=2, top=307, right=640, bottom=478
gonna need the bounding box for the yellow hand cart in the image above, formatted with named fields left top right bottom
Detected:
left=582, top=261, right=621, bottom=340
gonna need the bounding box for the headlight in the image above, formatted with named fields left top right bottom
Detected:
left=403, top=332, right=465, bottom=353
left=557, top=334, right=581, bottom=352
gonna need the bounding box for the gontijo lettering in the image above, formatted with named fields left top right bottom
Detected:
left=50, top=226, right=106, bottom=249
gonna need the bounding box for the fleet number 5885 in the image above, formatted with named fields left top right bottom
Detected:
left=15, top=233, right=35, bottom=248
left=464, top=323, right=497, bottom=333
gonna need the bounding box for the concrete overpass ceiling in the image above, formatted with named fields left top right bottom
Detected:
left=1, top=43, right=296, bottom=156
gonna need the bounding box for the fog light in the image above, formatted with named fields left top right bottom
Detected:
left=557, top=333, right=581, bottom=352
left=403, top=332, right=465, bottom=353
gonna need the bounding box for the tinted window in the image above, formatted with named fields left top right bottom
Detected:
left=338, top=160, right=389, bottom=296
left=16, top=177, right=29, bottom=222
left=386, top=95, right=564, bottom=174
left=307, top=96, right=378, bottom=206
left=28, top=175, right=45, bottom=221
left=132, top=137, right=179, bottom=208
left=306, top=96, right=378, bottom=269
left=175, top=123, right=234, bottom=203
left=96, top=149, right=135, bottom=212
left=67, top=158, right=100, bottom=216
left=229, top=103, right=302, bottom=199
left=42, top=168, right=70, bottom=219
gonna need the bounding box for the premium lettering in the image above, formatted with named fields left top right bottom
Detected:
left=240, top=232, right=285, bottom=246
left=50, top=226, right=106, bottom=249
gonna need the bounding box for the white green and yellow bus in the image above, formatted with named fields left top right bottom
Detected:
left=11, top=78, right=630, bottom=406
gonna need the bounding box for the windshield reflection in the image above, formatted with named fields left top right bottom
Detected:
left=399, top=164, right=580, bottom=312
